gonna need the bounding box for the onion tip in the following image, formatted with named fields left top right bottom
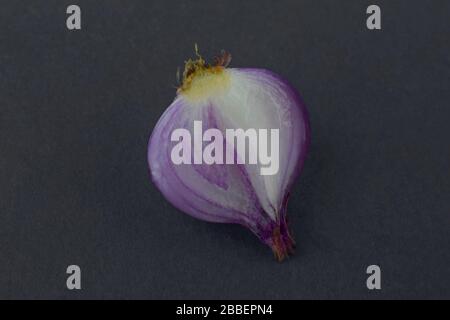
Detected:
left=269, top=221, right=296, bottom=262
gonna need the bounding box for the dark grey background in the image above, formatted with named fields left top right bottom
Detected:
left=1, top=0, right=449, bottom=299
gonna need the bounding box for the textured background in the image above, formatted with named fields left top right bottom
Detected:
left=1, top=0, right=449, bottom=299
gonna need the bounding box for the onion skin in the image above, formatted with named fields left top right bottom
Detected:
left=148, top=65, right=310, bottom=261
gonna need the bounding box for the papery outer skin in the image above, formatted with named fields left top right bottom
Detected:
left=148, top=68, right=310, bottom=254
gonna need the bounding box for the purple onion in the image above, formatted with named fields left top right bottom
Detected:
left=148, top=51, right=310, bottom=261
